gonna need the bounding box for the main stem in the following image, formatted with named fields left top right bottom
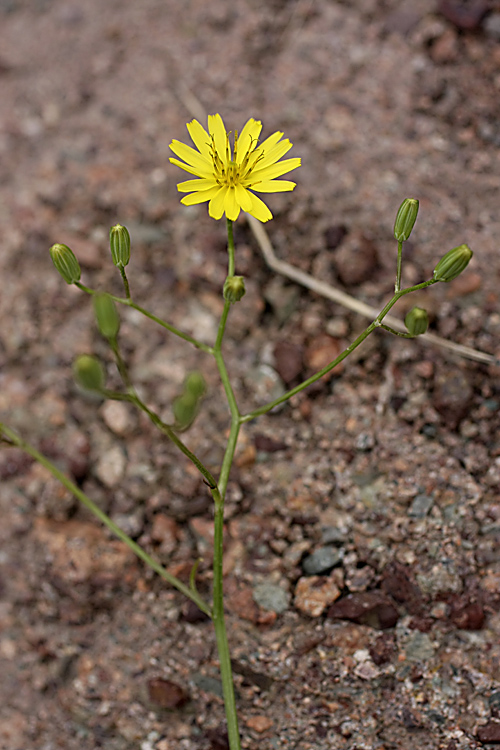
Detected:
left=211, top=218, right=242, bottom=750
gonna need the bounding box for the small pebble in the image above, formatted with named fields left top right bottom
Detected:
left=147, top=678, right=189, bottom=709
left=252, top=582, right=290, bottom=614
left=294, top=575, right=341, bottom=617
left=95, top=445, right=127, bottom=487
left=408, top=494, right=434, bottom=518
left=302, top=546, right=342, bottom=575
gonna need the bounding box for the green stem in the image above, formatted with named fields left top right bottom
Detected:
left=212, top=487, right=241, bottom=750
left=0, top=423, right=211, bottom=617
left=207, top=217, right=242, bottom=750
left=378, top=324, right=417, bottom=338
left=119, top=267, right=131, bottom=299
left=226, top=218, right=235, bottom=277
left=395, top=240, right=403, bottom=292
left=126, top=393, right=219, bottom=490
left=75, top=282, right=212, bottom=354
left=241, top=278, right=438, bottom=423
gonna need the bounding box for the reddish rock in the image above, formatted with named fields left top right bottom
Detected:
left=246, top=715, right=273, bottom=733
left=327, top=591, right=399, bottom=630
left=294, top=574, right=341, bottom=617
left=438, top=0, right=489, bottom=30
left=254, top=433, right=288, bottom=453
left=381, top=561, right=424, bottom=614
left=448, top=595, right=485, bottom=630
left=273, top=341, right=304, bottom=384
left=477, top=721, right=500, bottom=743
left=432, top=368, right=473, bottom=429
left=305, top=334, right=342, bottom=376
left=147, top=678, right=189, bottom=709
left=369, top=633, right=396, bottom=665
left=331, top=231, right=379, bottom=287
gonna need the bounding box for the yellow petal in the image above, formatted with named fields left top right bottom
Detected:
left=237, top=118, right=262, bottom=162
left=186, top=119, right=211, bottom=159
left=169, top=157, right=206, bottom=178
left=257, top=131, right=284, bottom=153
left=256, top=139, right=293, bottom=170
left=247, top=192, right=273, bottom=222
left=208, top=187, right=228, bottom=220
left=251, top=157, right=301, bottom=182
left=251, top=180, right=296, bottom=193
left=234, top=184, right=254, bottom=212
left=181, top=186, right=220, bottom=205
left=169, top=141, right=212, bottom=174
left=208, top=114, right=229, bottom=163
left=223, top=187, right=241, bottom=221
left=177, top=178, right=218, bottom=193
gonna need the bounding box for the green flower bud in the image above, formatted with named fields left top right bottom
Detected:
left=185, top=371, right=207, bottom=399
left=223, top=275, right=246, bottom=303
left=433, top=244, right=473, bottom=282
left=394, top=198, right=419, bottom=242
left=94, top=293, right=120, bottom=339
left=173, top=391, right=199, bottom=431
left=109, top=224, right=131, bottom=267
left=73, top=354, right=105, bottom=391
left=49, top=243, right=81, bottom=284
left=405, top=306, right=429, bottom=336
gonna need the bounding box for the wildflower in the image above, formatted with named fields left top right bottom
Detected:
left=169, top=114, right=301, bottom=222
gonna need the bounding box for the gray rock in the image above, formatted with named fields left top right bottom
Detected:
left=408, top=494, right=434, bottom=518
left=302, top=546, right=342, bottom=575
left=252, top=583, right=290, bottom=614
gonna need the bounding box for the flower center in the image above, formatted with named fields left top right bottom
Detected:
left=209, top=131, right=263, bottom=189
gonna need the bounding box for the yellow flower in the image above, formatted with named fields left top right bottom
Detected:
left=169, top=114, right=301, bottom=223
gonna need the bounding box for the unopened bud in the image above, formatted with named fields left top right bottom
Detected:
left=433, top=244, right=473, bottom=282
left=223, top=275, right=246, bottom=303
left=109, top=224, right=131, bottom=267
left=49, top=243, right=81, bottom=284
left=394, top=198, right=419, bottom=242
left=185, top=371, right=206, bottom=399
left=94, top=293, right=120, bottom=339
left=73, top=354, right=105, bottom=391
left=173, top=391, right=198, bottom=431
left=405, top=306, right=429, bottom=336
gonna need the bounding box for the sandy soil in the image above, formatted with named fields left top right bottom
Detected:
left=1, top=1, right=500, bottom=749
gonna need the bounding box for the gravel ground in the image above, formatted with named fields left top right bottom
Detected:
left=1, top=1, right=500, bottom=749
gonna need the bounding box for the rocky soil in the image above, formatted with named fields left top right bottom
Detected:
left=1, top=1, right=500, bottom=749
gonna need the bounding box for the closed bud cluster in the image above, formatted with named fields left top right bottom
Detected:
left=394, top=198, right=419, bottom=242
left=433, top=244, right=473, bottom=282
left=405, top=306, right=429, bottom=336
left=94, top=293, right=120, bottom=339
left=73, top=354, right=105, bottom=392
left=173, top=371, right=207, bottom=430
left=49, top=243, right=81, bottom=284
left=223, top=275, right=246, bottom=303
left=109, top=224, right=131, bottom=267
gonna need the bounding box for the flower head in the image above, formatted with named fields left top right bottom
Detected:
left=169, top=114, right=301, bottom=223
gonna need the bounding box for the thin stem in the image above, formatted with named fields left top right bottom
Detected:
left=75, top=282, right=212, bottom=354
left=378, top=323, right=416, bottom=338
left=126, top=392, right=219, bottom=490
left=207, top=217, right=242, bottom=750
left=395, top=240, right=403, bottom=292
left=241, top=321, right=377, bottom=422
left=241, top=277, right=439, bottom=423
left=0, top=423, right=211, bottom=617
left=109, top=337, right=134, bottom=392
left=226, top=218, right=235, bottom=277
left=119, top=267, right=131, bottom=299
left=212, top=487, right=241, bottom=750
